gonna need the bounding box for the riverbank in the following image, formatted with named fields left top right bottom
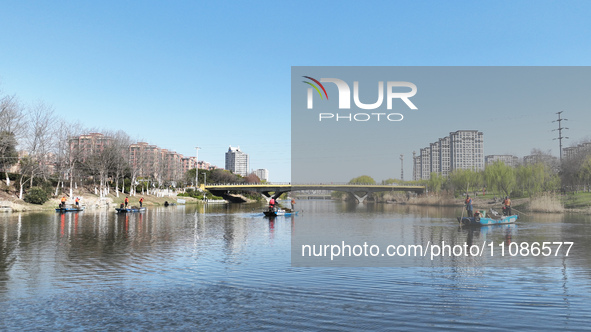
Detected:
left=0, top=189, right=205, bottom=212
left=402, top=192, right=591, bottom=214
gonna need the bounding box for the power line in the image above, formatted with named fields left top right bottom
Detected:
left=552, top=111, right=569, bottom=161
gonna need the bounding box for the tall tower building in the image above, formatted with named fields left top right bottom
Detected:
left=225, top=146, right=249, bottom=177
left=439, top=136, right=451, bottom=177
left=430, top=141, right=440, bottom=175
left=420, top=147, right=431, bottom=180
left=254, top=169, right=269, bottom=182
left=450, top=130, right=484, bottom=171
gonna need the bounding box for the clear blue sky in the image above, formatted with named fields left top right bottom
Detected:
left=1, top=1, right=591, bottom=182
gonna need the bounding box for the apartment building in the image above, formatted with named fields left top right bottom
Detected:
left=225, top=146, right=249, bottom=177
left=413, top=130, right=484, bottom=180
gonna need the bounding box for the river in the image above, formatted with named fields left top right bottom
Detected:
left=1, top=201, right=590, bottom=330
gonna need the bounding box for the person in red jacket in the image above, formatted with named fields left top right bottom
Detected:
left=139, top=197, right=144, bottom=207
left=125, top=197, right=129, bottom=207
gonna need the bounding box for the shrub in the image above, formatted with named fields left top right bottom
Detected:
left=24, top=187, right=50, bottom=204
left=528, top=192, right=564, bottom=213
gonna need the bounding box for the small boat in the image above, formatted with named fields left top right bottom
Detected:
left=457, top=214, right=518, bottom=226
left=263, top=209, right=299, bottom=217
left=115, top=207, right=146, bottom=213
left=55, top=206, right=85, bottom=212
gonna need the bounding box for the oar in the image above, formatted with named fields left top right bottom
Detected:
left=511, top=207, right=530, bottom=216
left=459, top=199, right=466, bottom=224
left=459, top=182, right=470, bottom=224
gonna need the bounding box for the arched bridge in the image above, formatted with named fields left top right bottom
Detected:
left=205, top=184, right=425, bottom=203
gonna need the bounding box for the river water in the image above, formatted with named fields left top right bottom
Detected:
left=1, top=201, right=590, bottom=331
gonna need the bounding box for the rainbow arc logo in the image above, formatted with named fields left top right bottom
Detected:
left=302, top=76, right=328, bottom=100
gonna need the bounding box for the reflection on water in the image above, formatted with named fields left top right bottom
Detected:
left=0, top=201, right=591, bottom=330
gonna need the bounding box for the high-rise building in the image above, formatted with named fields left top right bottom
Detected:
left=439, top=136, right=451, bottom=177
left=225, top=146, right=249, bottom=177
left=430, top=141, right=440, bottom=175
left=412, top=130, right=484, bottom=180
left=412, top=151, right=421, bottom=181
left=420, top=147, right=431, bottom=180
left=563, top=142, right=591, bottom=160
left=450, top=130, right=484, bottom=171
left=253, top=169, right=269, bottom=182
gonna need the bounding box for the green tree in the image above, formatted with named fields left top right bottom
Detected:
left=427, top=172, right=445, bottom=193
left=449, top=169, right=480, bottom=195
left=349, top=175, right=376, bottom=185
left=24, top=187, right=49, bottom=204
left=382, top=178, right=401, bottom=185
left=578, top=156, right=591, bottom=191
left=484, top=161, right=515, bottom=196
left=516, top=162, right=561, bottom=196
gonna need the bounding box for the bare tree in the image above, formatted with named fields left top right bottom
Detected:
left=24, top=101, right=56, bottom=187
left=129, top=141, right=149, bottom=196
left=0, top=131, right=18, bottom=186
left=109, top=130, right=131, bottom=197
left=17, top=155, right=35, bottom=199
left=0, top=93, right=25, bottom=185
left=53, top=120, right=85, bottom=196
left=0, top=93, right=26, bottom=136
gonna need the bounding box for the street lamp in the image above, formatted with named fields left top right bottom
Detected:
left=195, top=147, right=201, bottom=189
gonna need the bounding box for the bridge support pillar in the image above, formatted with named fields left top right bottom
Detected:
left=261, top=191, right=287, bottom=200
left=352, top=193, right=368, bottom=204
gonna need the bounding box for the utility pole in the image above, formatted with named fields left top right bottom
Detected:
left=195, top=147, right=201, bottom=188
left=400, top=154, right=404, bottom=181
left=552, top=111, right=569, bottom=161
left=412, top=151, right=416, bottom=181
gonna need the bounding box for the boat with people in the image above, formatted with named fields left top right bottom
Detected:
left=115, top=207, right=146, bottom=213
left=263, top=209, right=299, bottom=217
left=55, top=206, right=85, bottom=212
left=457, top=209, right=518, bottom=226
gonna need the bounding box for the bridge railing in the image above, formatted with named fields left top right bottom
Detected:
left=205, top=182, right=424, bottom=187
left=206, top=183, right=290, bottom=186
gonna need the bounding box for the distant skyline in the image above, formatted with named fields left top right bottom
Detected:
left=2, top=1, right=591, bottom=182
